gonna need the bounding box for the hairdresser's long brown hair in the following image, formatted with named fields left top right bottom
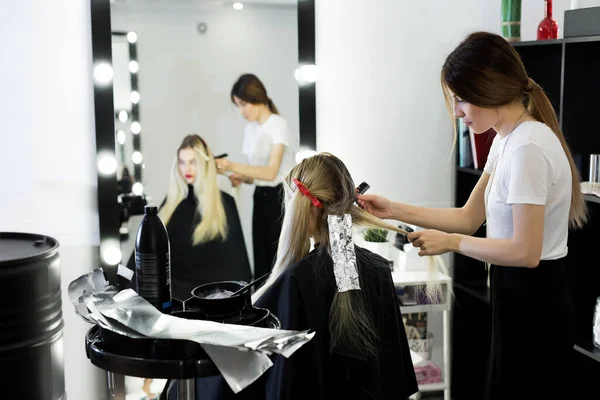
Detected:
left=230, top=73, right=279, bottom=114
left=253, top=153, right=447, bottom=359
left=442, top=31, right=587, bottom=229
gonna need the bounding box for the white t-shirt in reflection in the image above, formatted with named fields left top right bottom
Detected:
left=483, top=121, right=572, bottom=260
left=242, top=114, right=297, bottom=187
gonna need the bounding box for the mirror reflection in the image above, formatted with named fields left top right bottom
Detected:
left=111, top=0, right=299, bottom=295
left=110, top=1, right=301, bottom=398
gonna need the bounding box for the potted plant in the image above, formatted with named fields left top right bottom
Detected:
left=361, top=228, right=390, bottom=259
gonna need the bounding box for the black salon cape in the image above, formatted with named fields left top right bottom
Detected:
left=126, top=186, right=252, bottom=300
left=191, top=246, right=418, bottom=400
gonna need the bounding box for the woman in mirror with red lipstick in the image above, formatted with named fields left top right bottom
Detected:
left=126, top=134, right=252, bottom=300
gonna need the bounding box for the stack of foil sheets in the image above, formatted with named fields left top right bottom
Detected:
left=68, top=268, right=314, bottom=393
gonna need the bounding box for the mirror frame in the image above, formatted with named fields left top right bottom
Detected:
left=89, top=0, right=317, bottom=281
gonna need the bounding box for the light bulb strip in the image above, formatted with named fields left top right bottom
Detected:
left=111, top=30, right=143, bottom=185
left=127, top=32, right=143, bottom=185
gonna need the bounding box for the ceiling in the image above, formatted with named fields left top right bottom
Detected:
left=110, top=0, right=297, bottom=9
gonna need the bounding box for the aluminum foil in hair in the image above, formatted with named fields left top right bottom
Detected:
left=68, top=269, right=314, bottom=393
left=327, top=214, right=361, bottom=292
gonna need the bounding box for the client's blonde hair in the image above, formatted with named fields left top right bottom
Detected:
left=159, top=135, right=227, bottom=244
left=253, top=153, right=448, bottom=359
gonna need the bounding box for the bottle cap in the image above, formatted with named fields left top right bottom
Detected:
left=144, top=205, right=158, bottom=215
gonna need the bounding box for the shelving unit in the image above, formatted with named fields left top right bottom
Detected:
left=574, top=341, right=600, bottom=363
left=452, top=34, right=600, bottom=399
left=456, top=167, right=483, bottom=177
left=389, top=247, right=452, bottom=400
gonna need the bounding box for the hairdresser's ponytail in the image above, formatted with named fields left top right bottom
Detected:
left=267, top=98, right=279, bottom=114
left=526, top=84, right=587, bottom=229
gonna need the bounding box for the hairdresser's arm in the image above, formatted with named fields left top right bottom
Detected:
left=230, top=173, right=253, bottom=186
left=411, top=203, right=544, bottom=268
left=401, top=173, right=488, bottom=234
left=217, top=144, right=285, bottom=182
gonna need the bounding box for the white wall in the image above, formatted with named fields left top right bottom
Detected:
left=111, top=5, right=299, bottom=270
left=0, top=0, right=104, bottom=399
left=482, top=0, right=600, bottom=41
left=316, top=0, right=487, bottom=209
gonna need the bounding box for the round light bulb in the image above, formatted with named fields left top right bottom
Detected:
left=93, top=63, right=113, bottom=84
left=233, top=2, right=244, bottom=10
left=130, top=91, right=140, bottom=104
left=130, top=121, right=141, bottom=134
left=117, top=130, right=126, bottom=145
left=132, top=151, right=143, bottom=164
left=101, top=243, right=122, bottom=265
left=295, top=64, right=320, bottom=84
left=132, top=182, right=144, bottom=195
left=97, top=154, right=118, bottom=175
left=128, top=60, right=139, bottom=73
left=127, top=31, right=138, bottom=43
left=118, top=110, right=129, bottom=123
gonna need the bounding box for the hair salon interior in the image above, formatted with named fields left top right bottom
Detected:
left=2, top=0, right=600, bottom=399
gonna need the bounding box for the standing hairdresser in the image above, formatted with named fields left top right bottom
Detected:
left=358, top=32, right=586, bottom=400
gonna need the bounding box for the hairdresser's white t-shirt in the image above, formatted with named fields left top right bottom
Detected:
left=242, top=114, right=297, bottom=187
left=483, top=121, right=572, bottom=260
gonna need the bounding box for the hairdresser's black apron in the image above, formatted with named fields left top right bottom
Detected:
left=252, top=184, right=284, bottom=279
left=485, top=258, right=575, bottom=400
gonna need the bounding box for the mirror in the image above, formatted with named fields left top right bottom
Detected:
left=110, top=0, right=302, bottom=279
left=91, top=0, right=316, bottom=277
left=89, top=0, right=315, bottom=397
left=101, top=1, right=314, bottom=397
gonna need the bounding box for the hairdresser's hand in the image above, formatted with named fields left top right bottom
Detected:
left=215, top=158, right=232, bottom=172
left=356, top=194, right=394, bottom=219
left=230, top=172, right=253, bottom=185
left=408, top=229, right=460, bottom=256
left=229, top=174, right=242, bottom=187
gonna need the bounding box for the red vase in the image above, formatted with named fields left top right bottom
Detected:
left=537, top=0, right=559, bottom=40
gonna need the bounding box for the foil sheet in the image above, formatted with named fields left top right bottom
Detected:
left=327, top=214, right=360, bottom=292
left=594, top=297, right=600, bottom=349
left=67, top=268, right=116, bottom=324
left=69, top=268, right=314, bottom=393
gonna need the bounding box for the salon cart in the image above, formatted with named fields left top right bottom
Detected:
left=84, top=304, right=281, bottom=399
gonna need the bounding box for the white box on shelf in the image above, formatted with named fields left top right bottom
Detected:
left=403, top=244, right=428, bottom=271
